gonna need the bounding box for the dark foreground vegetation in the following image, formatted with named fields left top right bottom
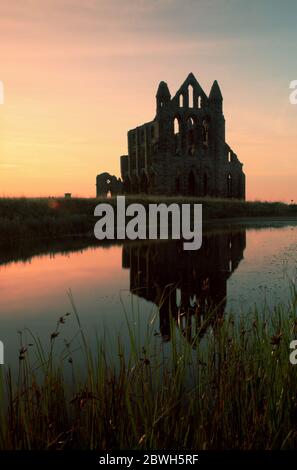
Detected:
left=1, top=293, right=297, bottom=450
left=0, top=196, right=297, bottom=245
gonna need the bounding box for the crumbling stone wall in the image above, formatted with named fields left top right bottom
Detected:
left=96, top=172, right=123, bottom=197
left=120, top=73, right=245, bottom=199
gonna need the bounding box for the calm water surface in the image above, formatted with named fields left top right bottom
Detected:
left=1, top=222, right=297, bottom=368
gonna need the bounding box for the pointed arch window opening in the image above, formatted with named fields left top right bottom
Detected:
left=174, top=117, right=182, bottom=155
left=187, top=117, right=195, bottom=128
left=198, top=96, right=202, bottom=109
left=188, top=85, right=194, bottom=108
left=174, top=117, right=180, bottom=135
left=179, top=94, right=184, bottom=107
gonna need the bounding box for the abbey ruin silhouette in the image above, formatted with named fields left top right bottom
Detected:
left=97, top=73, right=245, bottom=199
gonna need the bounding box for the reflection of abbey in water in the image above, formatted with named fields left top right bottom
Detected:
left=122, top=230, right=246, bottom=344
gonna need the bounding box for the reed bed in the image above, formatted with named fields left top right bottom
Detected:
left=0, top=292, right=297, bottom=450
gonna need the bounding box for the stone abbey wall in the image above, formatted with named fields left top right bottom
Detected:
left=119, top=73, right=245, bottom=199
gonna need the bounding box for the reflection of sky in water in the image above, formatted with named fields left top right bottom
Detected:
left=1, top=223, right=297, bottom=369
left=226, top=226, right=297, bottom=314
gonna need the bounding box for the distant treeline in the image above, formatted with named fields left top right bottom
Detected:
left=0, top=196, right=297, bottom=245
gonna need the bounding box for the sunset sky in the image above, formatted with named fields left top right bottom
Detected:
left=0, top=0, right=296, bottom=200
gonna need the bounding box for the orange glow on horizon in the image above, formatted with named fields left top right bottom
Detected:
left=0, top=1, right=297, bottom=202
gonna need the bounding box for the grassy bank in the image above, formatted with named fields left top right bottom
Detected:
left=1, top=295, right=297, bottom=450
left=0, top=196, right=297, bottom=245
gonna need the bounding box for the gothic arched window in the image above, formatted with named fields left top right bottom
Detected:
left=173, top=117, right=182, bottom=155
left=188, top=84, right=194, bottom=108
left=179, top=94, right=184, bottom=107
